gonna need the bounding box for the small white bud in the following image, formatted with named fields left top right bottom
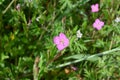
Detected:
left=76, top=30, right=82, bottom=38
left=115, top=17, right=120, bottom=23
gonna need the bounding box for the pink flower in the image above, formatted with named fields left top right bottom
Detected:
left=91, top=3, right=99, bottom=12
left=70, top=66, right=77, bottom=71
left=16, top=4, right=20, bottom=11
left=93, top=19, right=104, bottom=30
left=53, top=33, right=69, bottom=51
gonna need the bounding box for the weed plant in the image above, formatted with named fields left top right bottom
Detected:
left=0, top=0, right=120, bottom=80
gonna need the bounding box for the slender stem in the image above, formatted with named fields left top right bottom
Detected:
left=92, top=30, right=95, bottom=38
left=2, top=0, right=15, bottom=14
left=53, top=47, right=120, bottom=69
left=109, top=32, right=114, bottom=50
left=47, top=51, right=62, bottom=66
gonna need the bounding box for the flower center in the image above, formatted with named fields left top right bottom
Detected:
left=60, top=39, right=64, bottom=44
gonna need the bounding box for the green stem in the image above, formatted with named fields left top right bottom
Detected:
left=53, top=47, right=120, bottom=69
left=2, top=0, right=15, bottom=14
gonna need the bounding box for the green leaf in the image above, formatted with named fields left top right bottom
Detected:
left=1, top=53, right=9, bottom=61
left=64, top=54, right=89, bottom=60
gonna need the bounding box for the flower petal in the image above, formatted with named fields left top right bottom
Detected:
left=59, top=33, right=67, bottom=40
left=57, top=44, right=65, bottom=51
left=93, top=22, right=97, bottom=28
left=59, top=33, right=69, bottom=47
left=93, top=19, right=104, bottom=30
left=100, top=21, right=104, bottom=27
left=95, top=19, right=100, bottom=23
left=96, top=26, right=102, bottom=30
left=54, top=33, right=69, bottom=51
left=91, top=4, right=99, bottom=12
left=63, top=38, right=69, bottom=47
left=95, top=4, right=98, bottom=8
left=53, top=36, right=60, bottom=45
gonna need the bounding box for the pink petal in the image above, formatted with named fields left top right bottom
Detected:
left=95, top=4, right=99, bottom=8
left=64, top=38, right=69, bottom=47
left=91, top=4, right=99, bottom=12
left=93, top=19, right=104, bottom=30
left=100, top=21, right=104, bottom=26
left=57, top=44, right=65, bottom=51
left=96, top=9, right=99, bottom=12
left=53, top=36, right=60, bottom=45
left=93, top=20, right=97, bottom=28
left=91, top=6, right=95, bottom=12
left=96, top=26, right=102, bottom=30
left=93, top=22, right=96, bottom=28
left=91, top=5, right=94, bottom=9
left=59, top=33, right=67, bottom=40
left=96, top=19, right=100, bottom=22
left=54, top=33, right=69, bottom=51
left=59, top=33, right=69, bottom=47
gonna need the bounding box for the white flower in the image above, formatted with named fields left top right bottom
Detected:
left=76, top=30, right=82, bottom=38
left=115, top=17, right=120, bottom=23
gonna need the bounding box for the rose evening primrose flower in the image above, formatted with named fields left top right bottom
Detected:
left=53, top=33, right=69, bottom=51
left=93, top=19, right=104, bottom=30
left=91, top=3, right=99, bottom=12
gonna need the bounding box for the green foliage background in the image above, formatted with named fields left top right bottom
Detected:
left=0, top=0, right=120, bottom=80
